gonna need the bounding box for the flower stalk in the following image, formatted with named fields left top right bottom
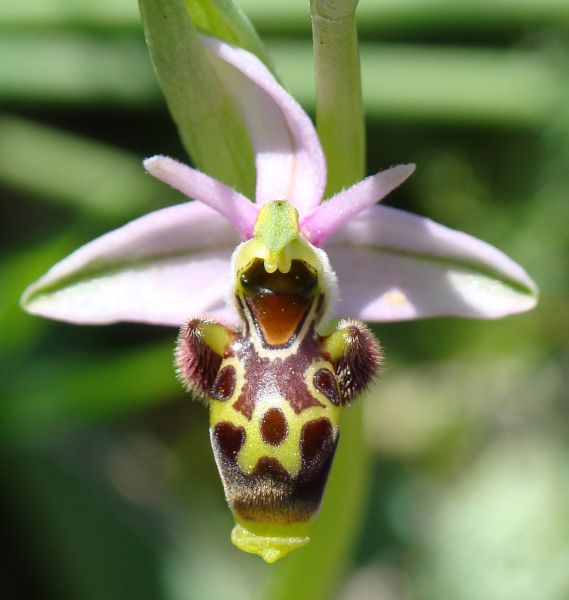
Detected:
left=310, top=0, right=365, bottom=195
left=263, top=0, right=369, bottom=593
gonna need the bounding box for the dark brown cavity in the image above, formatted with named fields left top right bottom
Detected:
left=260, top=408, right=288, bottom=446
left=210, top=365, right=236, bottom=401
left=240, top=258, right=318, bottom=347
left=212, top=422, right=245, bottom=462
left=313, top=368, right=341, bottom=406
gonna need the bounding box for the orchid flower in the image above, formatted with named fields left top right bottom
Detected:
left=21, top=36, right=537, bottom=563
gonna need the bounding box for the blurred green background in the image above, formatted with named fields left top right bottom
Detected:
left=2, top=1, right=569, bottom=599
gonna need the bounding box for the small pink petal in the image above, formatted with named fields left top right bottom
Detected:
left=144, top=155, right=257, bottom=238
left=21, top=202, right=240, bottom=326
left=301, top=164, right=415, bottom=245
left=201, top=36, right=326, bottom=216
left=325, top=205, right=537, bottom=321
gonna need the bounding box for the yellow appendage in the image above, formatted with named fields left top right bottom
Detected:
left=231, top=515, right=312, bottom=563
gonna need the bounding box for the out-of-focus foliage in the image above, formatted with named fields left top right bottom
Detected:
left=1, top=1, right=568, bottom=599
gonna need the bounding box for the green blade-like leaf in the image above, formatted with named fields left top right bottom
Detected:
left=0, top=34, right=559, bottom=129
left=0, top=114, right=177, bottom=220
left=185, top=0, right=273, bottom=68
left=139, top=0, right=255, bottom=196
left=4, top=450, right=166, bottom=600
left=0, top=235, right=79, bottom=358
left=1, top=343, right=176, bottom=446
left=3, top=0, right=569, bottom=33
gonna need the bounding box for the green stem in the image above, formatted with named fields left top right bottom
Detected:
left=262, top=2, right=369, bottom=598
left=311, top=0, right=365, bottom=195
left=307, top=0, right=370, bottom=589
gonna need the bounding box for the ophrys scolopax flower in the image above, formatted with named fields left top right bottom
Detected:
left=21, top=36, right=537, bottom=563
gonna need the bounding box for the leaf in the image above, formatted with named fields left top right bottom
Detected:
left=0, top=114, right=176, bottom=219
left=185, top=0, right=273, bottom=68
left=1, top=342, right=176, bottom=445
left=139, top=0, right=255, bottom=196
left=0, top=234, right=78, bottom=357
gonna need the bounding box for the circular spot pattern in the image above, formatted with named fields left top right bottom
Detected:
left=260, top=407, right=288, bottom=446
left=313, top=368, right=341, bottom=405
left=210, top=365, right=236, bottom=401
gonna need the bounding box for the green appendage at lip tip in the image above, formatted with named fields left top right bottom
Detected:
left=231, top=519, right=312, bottom=563
left=231, top=512, right=313, bottom=563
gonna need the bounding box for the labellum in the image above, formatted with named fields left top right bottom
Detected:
left=175, top=200, right=381, bottom=562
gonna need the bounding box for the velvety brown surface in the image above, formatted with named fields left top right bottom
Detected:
left=210, top=365, right=237, bottom=401
left=212, top=418, right=338, bottom=524
left=313, top=367, right=341, bottom=406
left=260, top=407, right=288, bottom=446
